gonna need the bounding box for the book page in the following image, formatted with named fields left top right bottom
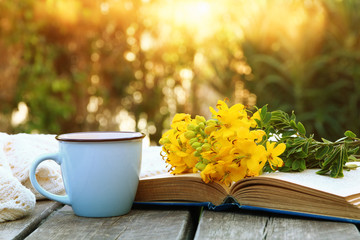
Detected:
left=140, top=146, right=205, bottom=181
left=260, top=167, right=360, bottom=197
left=140, top=146, right=169, bottom=178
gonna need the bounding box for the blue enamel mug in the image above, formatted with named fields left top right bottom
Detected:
left=30, top=131, right=145, bottom=217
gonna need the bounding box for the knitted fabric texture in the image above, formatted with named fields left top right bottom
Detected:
left=0, top=133, right=65, bottom=222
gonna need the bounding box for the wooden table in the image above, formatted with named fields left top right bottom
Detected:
left=1, top=201, right=360, bottom=240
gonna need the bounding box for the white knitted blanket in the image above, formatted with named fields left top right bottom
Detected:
left=0, top=133, right=167, bottom=223
left=0, top=133, right=64, bottom=222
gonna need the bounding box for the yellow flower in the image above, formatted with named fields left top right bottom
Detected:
left=209, top=100, right=251, bottom=139
left=171, top=118, right=189, bottom=133
left=250, top=109, right=261, bottom=128
left=200, top=163, right=220, bottom=184
left=160, top=122, right=198, bottom=174
left=230, top=139, right=266, bottom=177
left=226, top=162, right=247, bottom=183
left=200, top=133, right=233, bottom=160
left=249, top=130, right=266, bottom=143
left=200, top=161, right=235, bottom=186
left=172, top=113, right=191, bottom=124
left=265, top=142, right=286, bottom=170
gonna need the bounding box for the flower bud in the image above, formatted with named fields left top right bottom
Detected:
left=184, top=131, right=196, bottom=139
left=193, top=151, right=202, bottom=157
left=196, top=115, right=206, bottom=123
left=205, top=126, right=217, bottom=135
left=191, top=142, right=202, bottom=149
left=196, top=147, right=203, bottom=152
left=202, top=143, right=211, bottom=151
left=206, top=119, right=217, bottom=126
left=159, top=138, right=170, bottom=145
left=187, top=124, right=197, bottom=131
left=189, top=137, right=198, bottom=145
left=195, top=162, right=207, bottom=171
left=198, top=122, right=205, bottom=130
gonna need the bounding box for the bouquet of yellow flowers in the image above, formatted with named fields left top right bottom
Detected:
left=159, top=100, right=285, bottom=186
left=160, top=99, right=360, bottom=185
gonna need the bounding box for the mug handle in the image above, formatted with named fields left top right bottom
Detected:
left=29, top=153, right=71, bottom=205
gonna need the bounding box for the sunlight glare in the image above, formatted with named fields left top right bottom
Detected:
left=11, top=102, right=28, bottom=127
left=140, top=32, right=154, bottom=51
left=154, top=0, right=216, bottom=39
left=178, top=1, right=211, bottom=25
left=87, top=96, right=103, bottom=113
left=176, top=1, right=211, bottom=27
left=43, top=0, right=80, bottom=24
left=100, top=2, right=110, bottom=14
left=115, top=109, right=136, bottom=131
left=179, top=68, right=193, bottom=82
left=124, top=51, right=136, bottom=62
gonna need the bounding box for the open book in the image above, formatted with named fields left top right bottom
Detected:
left=136, top=147, right=360, bottom=223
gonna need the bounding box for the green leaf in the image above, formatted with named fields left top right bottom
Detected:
left=294, top=150, right=307, bottom=158
left=316, top=168, right=329, bottom=175
left=284, top=158, right=293, bottom=167
left=290, top=111, right=296, bottom=121
left=279, top=166, right=291, bottom=172
left=348, top=155, right=359, bottom=161
left=329, top=147, right=346, bottom=178
left=255, top=119, right=262, bottom=128
left=321, top=148, right=340, bottom=169
left=315, top=145, right=329, bottom=160
left=292, top=138, right=306, bottom=144
left=263, top=112, right=272, bottom=124
left=348, top=147, right=360, bottom=156
left=299, top=159, right=306, bottom=170
left=267, top=126, right=275, bottom=134
left=286, top=149, right=296, bottom=158
left=260, top=105, right=268, bottom=120
left=282, top=130, right=296, bottom=137
left=292, top=159, right=301, bottom=170
left=344, top=130, right=357, bottom=138
left=290, top=120, right=297, bottom=130
left=321, top=138, right=333, bottom=144
left=303, top=140, right=310, bottom=154
left=297, top=122, right=306, bottom=136
left=270, top=110, right=282, bottom=119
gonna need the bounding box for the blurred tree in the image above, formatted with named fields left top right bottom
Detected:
left=1, top=0, right=360, bottom=144
left=241, top=0, right=360, bottom=140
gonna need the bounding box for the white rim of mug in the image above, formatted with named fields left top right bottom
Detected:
left=55, top=131, right=146, bottom=142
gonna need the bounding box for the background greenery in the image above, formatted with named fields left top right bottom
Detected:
left=1, top=0, right=360, bottom=144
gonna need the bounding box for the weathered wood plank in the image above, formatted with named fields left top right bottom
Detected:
left=194, top=210, right=268, bottom=240
left=25, top=205, right=194, bottom=240
left=194, top=210, right=360, bottom=240
left=0, top=200, right=63, bottom=240
left=265, top=217, right=360, bottom=240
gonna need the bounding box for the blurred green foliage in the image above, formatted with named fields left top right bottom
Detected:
left=242, top=0, right=360, bottom=140
left=0, top=0, right=360, bottom=144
